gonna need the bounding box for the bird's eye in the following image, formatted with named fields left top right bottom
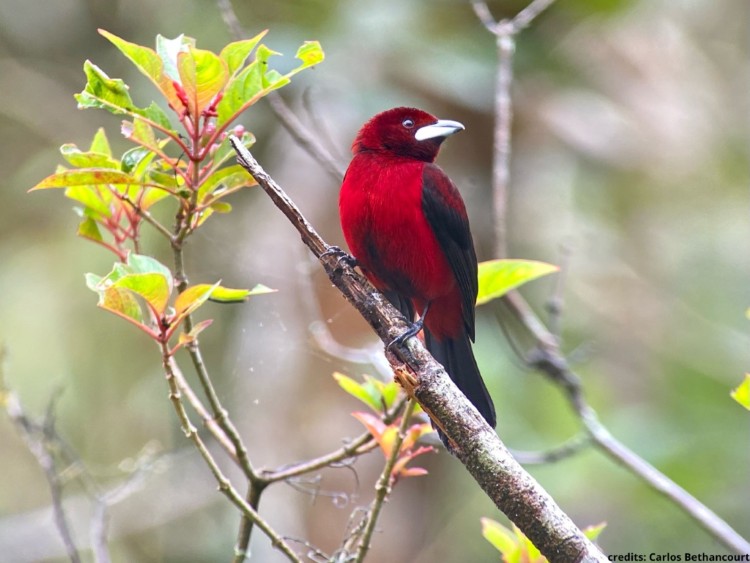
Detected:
left=402, top=119, right=415, bottom=129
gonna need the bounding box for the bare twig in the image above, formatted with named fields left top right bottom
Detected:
left=215, top=0, right=245, bottom=40
left=230, top=139, right=607, bottom=561
left=523, top=336, right=750, bottom=554
left=159, top=341, right=302, bottom=563
left=354, top=400, right=417, bottom=562
left=265, top=92, right=346, bottom=184
left=471, top=0, right=557, bottom=257
left=1, top=365, right=82, bottom=563
left=169, top=357, right=239, bottom=460
left=510, top=433, right=591, bottom=465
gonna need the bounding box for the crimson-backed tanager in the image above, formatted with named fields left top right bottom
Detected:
left=338, top=107, right=496, bottom=441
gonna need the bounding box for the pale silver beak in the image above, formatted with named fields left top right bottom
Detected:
left=414, top=119, right=465, bottom=141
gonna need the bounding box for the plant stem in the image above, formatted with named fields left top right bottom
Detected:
left=159, top=342, right=301, bottom=562
left=354, top=400, right=417, bottom=563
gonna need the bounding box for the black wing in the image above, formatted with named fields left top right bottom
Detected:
left=421, top=164, right=478, bottom=340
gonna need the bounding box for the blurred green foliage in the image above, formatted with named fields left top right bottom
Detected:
left=0, top=0, right=748, bottom=561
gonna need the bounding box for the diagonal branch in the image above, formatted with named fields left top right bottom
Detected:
left=230, top=138, right=607, bottom=562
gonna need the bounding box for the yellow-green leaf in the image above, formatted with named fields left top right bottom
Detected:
left=333, top=372, right=381, bottom=412
left=99, top=29, right=180, bottom=110
left=30, top=168, right=136, bottom=191
left=220, top=30, right=268, bottom=76
left=731, top=374, right=750, bottom=410
left=60, top=144, right=120, bottom=169
left=174, top=283, right=219, bottom=318
left=583, top=522, right=607, bottom=542
left=295, top=41, right=324, bottom=67
left=177, top=46, right=228, bottom=118
left=113, top=273, right=171, bottom=316
left=211, top=285, right=268, bottom=302
left=75, top=60, right=138, bottom=116
left=477, top=259, right=559, bottom=306
left=89, top=127, right=112, bottom=156
left=480, top=518, right=518, bottom=558
left=77, top=216, right=103, bottom=242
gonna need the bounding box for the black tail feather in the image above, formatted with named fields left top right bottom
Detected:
left=424, top=328, right=496, bottom=445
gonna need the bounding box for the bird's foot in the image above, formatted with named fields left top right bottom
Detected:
left=321, top=245, right=358, bottom=269
left=387, top=317, right=425, bottom=350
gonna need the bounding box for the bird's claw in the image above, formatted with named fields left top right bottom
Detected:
left=387, top=317, right=425, bottom=350
left=321, top=245, right=358, bottom=269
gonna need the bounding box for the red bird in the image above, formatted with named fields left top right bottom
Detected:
left=339, top=107, right=496, bottom=439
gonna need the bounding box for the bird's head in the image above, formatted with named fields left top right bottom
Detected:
left=352, top=107, right=464, bottom=162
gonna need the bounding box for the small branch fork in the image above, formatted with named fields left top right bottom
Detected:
left=469, top=0, right=557, bottom=258
left=230, top=137, right=607, bottom=562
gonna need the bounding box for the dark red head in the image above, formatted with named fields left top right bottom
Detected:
left=352, top=107, right=464, bottom=163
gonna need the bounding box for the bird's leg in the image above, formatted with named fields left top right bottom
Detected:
left=320, top=245, right=358, bottom=269
left=389, top=302, right=431, bottom=349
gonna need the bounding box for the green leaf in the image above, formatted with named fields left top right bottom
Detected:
left=583, top=522, right=607, bottom=542
left=113, top=273, right=171, bottom=316
left=730, top=374, right=750, bottom=410
left=198, top=163, right=257, bottom=202
left=210, top=284, right=263, bottom=302
left=295, top=40, right=325, bottom=67
left=77, top=216, right=103, bottom=242
left=333, top=372, right=382, bottom=412
left=75, top=60, right=138, bottom=116
left=121, top=146, right=154, bottom=175
left=247, top=284, right=276, bottom=297
left=156, top=33, right=194, bottom=83
left=30, top=168, right=137, bottom=191
left=86, top=272, right=145, bottom=326
left=476, top=259, right=559, bottom=306
left=89, top=127, right=112, bottom=156
left=88, top=255, right=174, bottom=322
left=178, top=318, right=214, bottom=347
left=209, top=201, right=232, bottom=213
left=177, top=46, right=229, bottom=118
left=515, top=525, right=542, bottom=561
left=121, top=117, right=160, bottom=153
left=126, top=253, right=173, bottom=285
left=66, top=185, right=114, bottom=218
left=99, top=29, right=180, bottom=111
left=210, top=131, right=256, bottom=170
left=217, top=57, right=267, bottom=126
left=371, top=376, right=400, bottom=410
left=480, top=518, right=518, bottom=557
left=142, top=101, right=172, bottom=130
left=216, top=40, right=324, bottom=127
left=174, top=282, right=220, bottom=318
left=60, top=144, right=120, bottom=169
left=219, top=30, right=268, bottom=77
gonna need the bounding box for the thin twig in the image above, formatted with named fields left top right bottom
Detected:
left=265, top=92, right=345, bottom=184
left=510, top=433, right=591, bottom=465
left=531, top=338, right=750, bottom=553
left=1, top=373, right=82, bottom=563
left=159, top=342, right=302, bottom=563
left=354, top=400, right=417, bottom=562
left=545, top=243, right=571, bottom=339
left=262, top=395, right=407, bottom=484
left=215, top=0, right=246, bottom=40
left=471, top=0, right=557, bottom=258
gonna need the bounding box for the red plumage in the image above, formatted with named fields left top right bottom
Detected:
left=339, top=107, right=496, bottom=438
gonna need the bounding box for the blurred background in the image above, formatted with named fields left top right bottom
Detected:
left=0, top=0, right=748, bottom=561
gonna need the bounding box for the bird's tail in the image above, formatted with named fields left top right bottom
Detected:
left=424, top=328, right=496, bottom=446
